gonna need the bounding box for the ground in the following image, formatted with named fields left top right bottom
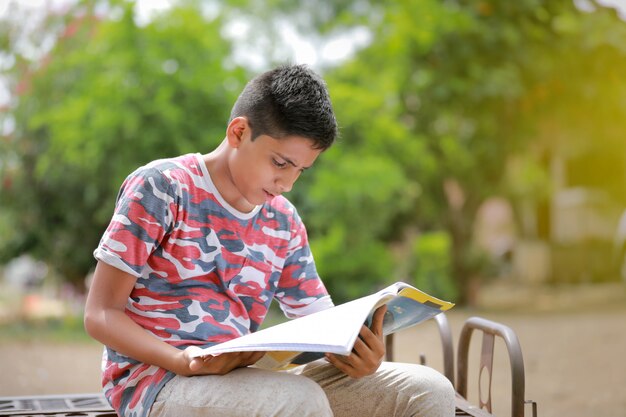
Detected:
left=0, top=282, right=625, bottom=417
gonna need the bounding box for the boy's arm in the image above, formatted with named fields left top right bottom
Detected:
left=84, top=261, right=263, bottom=376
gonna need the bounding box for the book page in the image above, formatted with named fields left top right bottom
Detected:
left=364, top=287, right=454, bottom=336
left=381, top=297, right=442, bottom=335
left=192, top=288, right=396, bottom=358
left=190, top=282, right=454, bottom=369
left=398, top=287, right=455, bottom=311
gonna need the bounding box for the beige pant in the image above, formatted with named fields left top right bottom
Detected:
left=149, top=360, right=455, bottom=417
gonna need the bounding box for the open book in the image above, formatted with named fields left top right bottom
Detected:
left=190, top=282, right=454, bottom=370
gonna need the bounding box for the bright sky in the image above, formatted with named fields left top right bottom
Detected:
left=1, top=0, right=625, bottom=66
left=0, top=0, right=370, bottom=66
left=0, top=0, right=371, bottom=108
left=596, top=0, right=626, bottom=18
left=0, top=0, right=625, bottom=107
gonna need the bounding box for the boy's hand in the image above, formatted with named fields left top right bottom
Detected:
left=179, top=348, right=265, bottom=376
left=325, top=305, right=387, bottom=378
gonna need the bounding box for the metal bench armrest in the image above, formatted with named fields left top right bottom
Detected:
left=456, top=316, right=535, bottom=417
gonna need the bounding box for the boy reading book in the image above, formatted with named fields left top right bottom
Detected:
left=84, top=64, right=455, bottom=417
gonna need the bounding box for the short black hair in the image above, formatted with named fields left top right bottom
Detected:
left=229, top=64, right=338, bottom=150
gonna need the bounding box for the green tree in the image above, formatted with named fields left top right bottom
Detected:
left=308, top=0, right=626, bottom=302
left=0, top=2, right=248, bottom=284
left=304, top=150, right=416, bottom=301
left=3, top=0, right=625, bottom=303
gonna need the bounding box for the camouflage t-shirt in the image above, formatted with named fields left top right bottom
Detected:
left=93, top=153, right=332, bottom=417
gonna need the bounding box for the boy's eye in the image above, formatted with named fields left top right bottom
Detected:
left=272, top=158, right=287, bottom=168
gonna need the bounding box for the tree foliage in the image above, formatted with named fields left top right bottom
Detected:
left=0, top=1, right=248, bottom=283
left=1, top=0, right=625, bottom=304
left=303, top=0, right=626, bottom=301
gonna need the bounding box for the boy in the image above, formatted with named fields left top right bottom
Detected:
left=84, top=64, right=455, bottom=417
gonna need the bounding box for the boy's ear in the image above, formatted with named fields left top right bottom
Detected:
left=226, top=117, right=250, bottom=148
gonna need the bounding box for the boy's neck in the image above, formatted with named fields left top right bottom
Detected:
left=202, top=141, right=256, bottom=213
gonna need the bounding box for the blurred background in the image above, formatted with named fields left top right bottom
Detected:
left=0, top=0, right=625, bottom=416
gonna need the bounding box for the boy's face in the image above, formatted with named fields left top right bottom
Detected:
left=227, top=123, right=322, bottom=208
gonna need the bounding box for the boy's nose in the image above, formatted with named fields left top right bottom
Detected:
left=276, top=178, right=293, bottom=194
left=276, top=170, right=299, bottom=193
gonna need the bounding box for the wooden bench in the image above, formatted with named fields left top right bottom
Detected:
left=0, top=315, right=537, bottom=417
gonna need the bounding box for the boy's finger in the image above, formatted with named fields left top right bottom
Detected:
left=326, top=353, right=354, bottom=372
left=370, top=305, right=387, bottom=336
left=242, top=351, right=265, bottom=365
left=188, top=357, right=204, bottom=372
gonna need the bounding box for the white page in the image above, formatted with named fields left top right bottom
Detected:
left=193, top=283, right=402, bottom=357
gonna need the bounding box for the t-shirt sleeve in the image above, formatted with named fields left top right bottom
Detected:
left=93, top=167, right=177, bottom=277
left=276, top=208, right=334, bottom=318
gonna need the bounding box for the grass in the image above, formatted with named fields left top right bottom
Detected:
left=0, top=315, right=96, bottom=344
left=0, top=305, right=291, bottom=344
